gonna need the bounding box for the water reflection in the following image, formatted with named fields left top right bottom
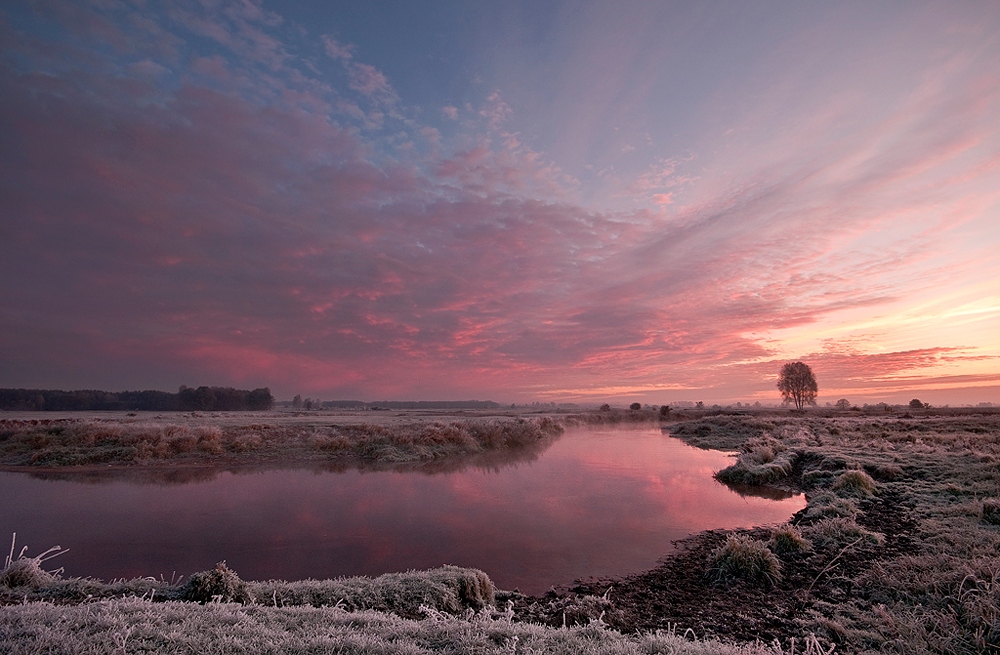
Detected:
left=0, top=427, right=803, bottom=595
left=717, top=482, right=798, bottom=501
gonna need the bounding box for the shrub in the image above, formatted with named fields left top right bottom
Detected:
left=832, top=469, right=877, bottom=497
left=629, top=402, right=642, bottom=411
left=707, top=534, right=782, bottom=587
left=768, top=524, right=812, bottom=555
left=982, top=498, right=1000, bottom=526
left=182, top=561, right=250, bottom=604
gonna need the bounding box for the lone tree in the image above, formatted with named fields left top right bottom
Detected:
left=777, top=362, right=818, bottom=410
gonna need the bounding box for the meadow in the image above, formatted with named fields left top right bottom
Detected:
left=1, top=408, right=998, bottom=653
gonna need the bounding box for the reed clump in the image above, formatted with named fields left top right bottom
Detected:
left=182, top=561, right=250, bottom=604
left=715, top=438, right=797, bottom=486
left=802, top=491, right=860, bottom=521
left=707, top=534, right=782, bottom=588
left=0, top=536, right=67, bottom=589
left=768, top=524, right=812, bottom=555
left=831, top=469, right=877, bottom=497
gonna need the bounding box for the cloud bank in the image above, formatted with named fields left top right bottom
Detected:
left=1, top=0, right=998, bottom=404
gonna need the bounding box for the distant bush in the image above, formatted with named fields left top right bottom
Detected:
left=707, top=534, right=782, bottom=587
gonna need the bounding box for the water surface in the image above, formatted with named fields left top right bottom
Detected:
left=0, top=426, right=803, bottom=594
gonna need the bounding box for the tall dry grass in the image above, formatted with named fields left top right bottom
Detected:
left=0, top=416, right=563, bottom=468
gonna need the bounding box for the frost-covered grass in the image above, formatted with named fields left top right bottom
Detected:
left=674, top=411, right=1000, bottom=653
left=0, top=598, right=809, bottom=655
left=707, top=535, right=782, bottom=588
left=0, top=416, right=563, bottom=468
left=0, top=550, right=799, bottom=655
left=0, top=552, right=495, bottom=619
left=715, top=438, right=797, bottom=486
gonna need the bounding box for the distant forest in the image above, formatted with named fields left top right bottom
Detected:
left=0, top=386, right=274, bottom=411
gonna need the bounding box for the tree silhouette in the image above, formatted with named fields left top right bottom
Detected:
left=777, top=362, right=817, bottom=410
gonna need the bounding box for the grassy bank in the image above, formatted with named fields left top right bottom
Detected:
left=521, top=411, right=1000, bottom=654
left=0, top=415, right=563, bottom=469
left=0, top=554, right=794, bottom=655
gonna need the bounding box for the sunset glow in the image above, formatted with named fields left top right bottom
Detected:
left=1, top=1, right=998, bottom=405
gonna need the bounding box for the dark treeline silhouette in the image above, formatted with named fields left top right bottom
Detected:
left=0, top=386, right=273, bottom=411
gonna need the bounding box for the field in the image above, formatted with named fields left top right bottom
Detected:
left=2, top=408, right=999, bottom=654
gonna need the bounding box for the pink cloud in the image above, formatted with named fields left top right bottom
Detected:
left=479, top=91, right=511, bottom=131
left=348, top=63, right=391, bottom=96
left=321, top=35, right=353, bottom=60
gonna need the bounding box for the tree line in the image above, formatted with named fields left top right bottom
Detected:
left=0, top=386, right=273, bottom=411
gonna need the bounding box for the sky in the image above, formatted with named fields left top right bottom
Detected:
left=1, top=0, right=999, bottom=406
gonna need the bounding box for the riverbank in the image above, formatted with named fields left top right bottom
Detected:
left=0, top=412, right=567, bottom=470
left=3, top=410, right=997, bottom=653
left=516, top=411, right=1000, bottom=653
